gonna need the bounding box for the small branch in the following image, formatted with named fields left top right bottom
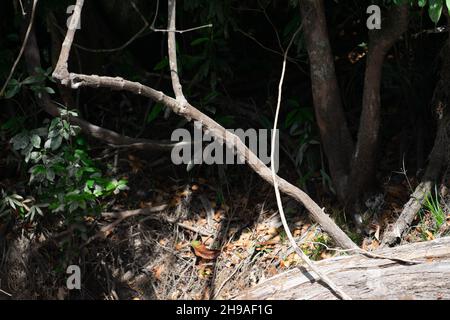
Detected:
left=0, top=0, right=38, bottom=97
left=0, top=287, right=12, bottom=297
left=270, top=24, right=352, bottom=300
left=236, top=28, right=303, bottom=71
left=167, top=0, right=187, bottom=106
left=100, top=205, right=169, bottom=234
left=151, top=24, right=213, bottom=34
left=18, top=0, right=26, bottom=16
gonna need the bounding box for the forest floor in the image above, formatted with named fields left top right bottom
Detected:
left=2, top=148, right=449, bottom=300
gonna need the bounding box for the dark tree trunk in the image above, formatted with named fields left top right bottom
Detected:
left=299, top=1, right=408, bottom=206
left=299, top=0, right=354, bottom=201
left=346, top=4, right=409, bottom=204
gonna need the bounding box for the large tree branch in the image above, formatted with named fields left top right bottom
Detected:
left=53, top=0, right=357, bottom=250
left=23, top=10, right=178, bottom=151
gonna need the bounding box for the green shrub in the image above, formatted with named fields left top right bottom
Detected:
left=1, top=110, right=128, bottom=224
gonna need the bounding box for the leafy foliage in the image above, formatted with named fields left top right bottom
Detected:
left=3, top=67, right=55, bottom=99
left=391, top=0, right=450, bottom=23
left=2, top=111, right=128, bottom=224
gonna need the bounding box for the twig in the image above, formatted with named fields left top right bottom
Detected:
left=236, top=28, right=304, bottom=72
left=151, top=24, right=213, bottom=34
left=151, top=0, right=212, bottom=34
left=0, top=0, right=38, bottom=97
left=82, top=205, right=168, bottom=247
left=101, top=205, right=169, bottom=233
left=212, top=257, right=247, bottom=300
left=0, top=287, right=12, bottom=297
left=18, top=0, right=26, bottom=16
left=166, top=0, right=187, bottom=108
left=269, top=23, right=352, bottom=300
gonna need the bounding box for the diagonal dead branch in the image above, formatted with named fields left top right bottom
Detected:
left=53, top=0, right=358, bottom=250
left=51, top=0, right=423, bottom=269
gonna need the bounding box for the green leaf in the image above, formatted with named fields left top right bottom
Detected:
left=190, top=37, right=209, bottom=46
left=43, top=87, right=55, bottom=94
left=146, top=103, right=164, bottom=123
left=153, top=57, right=169, bottom=71
left=86, top=180, right=95, bottom=188
left=429, top=0, right=444, bottom=23
left=11, top=133, right=29, bottom=150
left=50, top=136, right=63, bottom=151
left=21, top=74, right=45, bottom=85
left=30, top=134, right=41, bottom=148
left=31, top=165, right=46, bottom=175
left=46, top=169, right=55, bottom=182
left=4, top=83, right=21, bottom=99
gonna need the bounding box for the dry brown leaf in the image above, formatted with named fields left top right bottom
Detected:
left=191, top=241, right=220, bottom=260
left=152, top=265, right=165, bottom=280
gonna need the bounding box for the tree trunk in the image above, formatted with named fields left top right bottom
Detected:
left=299, top=0, right=354, bottom=201
left=299, top=1, right=408, bottom=204
left=346, top=4, right=409, bottom=203
left=237, top=237, right=450, bottom=300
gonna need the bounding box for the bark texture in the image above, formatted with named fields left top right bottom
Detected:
left=237, top=237, right=450, bottom=300
left=299, top=0, right=354, bottom=201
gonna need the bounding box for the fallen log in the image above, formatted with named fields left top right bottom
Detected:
left=237, top=237, right=450, bottom=300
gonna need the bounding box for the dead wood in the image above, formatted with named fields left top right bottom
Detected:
left=237, top=237, right=450, bottom=300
